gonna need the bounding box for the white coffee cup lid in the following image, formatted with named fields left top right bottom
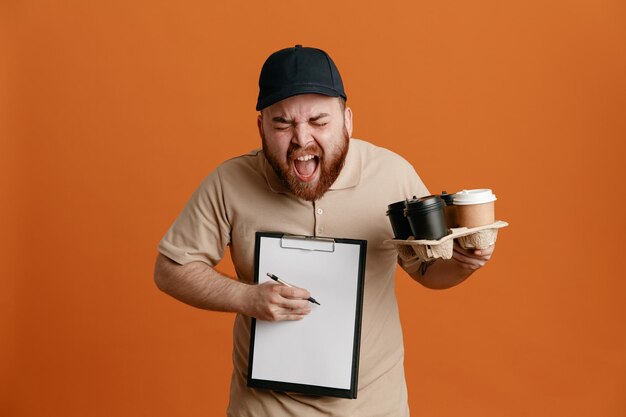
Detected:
left=452, top=189, right=497, bottom=205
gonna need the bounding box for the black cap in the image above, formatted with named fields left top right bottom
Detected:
left=256, top=45, right=347, bottom=111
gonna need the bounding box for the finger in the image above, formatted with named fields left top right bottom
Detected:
left=262, top=301, right=311, bottom=321
left=452, top=249, right=486, bottom=270
left=471, top=251, right=492, bottom=260
left=452, top=245, right=481, bottom=262
left=275, top=297, right=311, bottom=311
left=474, top=244, right=495, bottom=257
left=453, top=241, right=492, bottom=260
left=277, top=285, right=311, bottom=301
left=274, top=304, right=311, bottom=319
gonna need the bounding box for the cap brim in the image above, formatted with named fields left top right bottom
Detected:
left=256, top=84, right=345, bottom=111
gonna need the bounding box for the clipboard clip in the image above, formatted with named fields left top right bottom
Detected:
left=280, top=235, right=335, bottom=252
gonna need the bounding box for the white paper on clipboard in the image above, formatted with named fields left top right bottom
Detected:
left=247, top=232, right=367, bottom=399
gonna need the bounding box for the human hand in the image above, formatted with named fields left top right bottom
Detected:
left=451, top=240, right=495, bottom=271
left=244, top=281, right=312, bottom=321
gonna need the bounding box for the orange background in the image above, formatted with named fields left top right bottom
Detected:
left=2, top=1, right=625, bottom=416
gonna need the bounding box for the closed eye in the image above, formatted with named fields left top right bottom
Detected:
left=272, top=116, right=292, bottom=131
left=310, top=114, right=330, bottom=127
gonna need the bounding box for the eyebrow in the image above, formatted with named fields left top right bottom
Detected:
left=271, top=113, right=331, bottom=124
left=309, top=113, right=330, bottom=122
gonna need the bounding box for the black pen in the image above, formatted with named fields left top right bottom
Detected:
left=266, top=273, right=321, bottom=305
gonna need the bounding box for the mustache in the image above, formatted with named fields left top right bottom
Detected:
left=287, top=143, right=322, bottom=160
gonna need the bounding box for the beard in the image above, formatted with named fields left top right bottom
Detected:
left=262, top=128, right=350, bottom=201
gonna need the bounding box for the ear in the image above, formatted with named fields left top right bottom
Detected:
left=344, top=106, right=353, bottom=137
left=257, top=113, right=264, bottom=139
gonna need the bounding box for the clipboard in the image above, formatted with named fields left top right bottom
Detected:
left=247, top=232, right=367, bottom=399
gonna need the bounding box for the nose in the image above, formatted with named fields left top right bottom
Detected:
left=292, top=123, right=313, bottom=148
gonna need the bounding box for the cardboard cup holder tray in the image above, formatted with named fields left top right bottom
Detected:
left=384, top=220, right=509, bottom=262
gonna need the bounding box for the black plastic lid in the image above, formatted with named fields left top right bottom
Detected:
left=406, top=195, right=444, bottom=210
left=387, top=200, right=407, bottom=211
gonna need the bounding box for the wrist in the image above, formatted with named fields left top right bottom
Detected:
left=231, top=281, right=254, bottom=316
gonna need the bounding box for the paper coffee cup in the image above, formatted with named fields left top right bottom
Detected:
left=453, top=189, right=497, bottom=228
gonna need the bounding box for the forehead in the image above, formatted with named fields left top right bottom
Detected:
left=263, top=94, right=341, bottom=118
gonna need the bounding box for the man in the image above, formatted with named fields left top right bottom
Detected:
left=154, top=45, right=495, bottom=416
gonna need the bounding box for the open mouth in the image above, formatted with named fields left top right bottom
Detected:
left=292, top=154, right=320, bottom=182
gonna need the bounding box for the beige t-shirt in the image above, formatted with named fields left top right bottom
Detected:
left=158, top=139, right=428, bottom=416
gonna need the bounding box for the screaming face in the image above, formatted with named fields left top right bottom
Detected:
left=263, top=128, right=349, bottom=201
left=259, top=94, right=353, bottom=201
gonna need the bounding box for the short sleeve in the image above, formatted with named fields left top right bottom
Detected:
left=157, top=167, right=231, bottom=266
left=394, top=153, right=429, bottom=200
